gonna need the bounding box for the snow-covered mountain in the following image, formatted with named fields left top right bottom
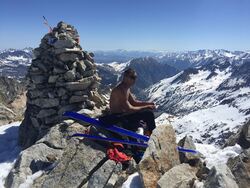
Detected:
left=147, top=56, right=250, bottom=145
left=0, top=48, right=33, bottom=79
left=93, top=49, right=161, bottom=63
left=157, top=49, right=250, bottom=70
left=97, top=57, right=179, bottom=98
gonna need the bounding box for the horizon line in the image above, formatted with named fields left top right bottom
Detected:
left=1, top=47, right=250, bottom=53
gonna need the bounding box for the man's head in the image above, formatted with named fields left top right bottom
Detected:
left=122, top=68, right=137, bottom=86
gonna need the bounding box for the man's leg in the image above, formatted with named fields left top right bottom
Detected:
left=119, top=109, right=156, bottom=133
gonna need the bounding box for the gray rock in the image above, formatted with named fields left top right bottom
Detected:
left=84, top=60, right=94, bottom=69
left=57, top=87, right=67, bottom=97
left=58, top=53, right=78, bottom=62
left=54, top=47, right=82, bottom=54
left=53, top=39, right=75, bottom=49
left=53, top=67, right=67, bottom=74
left=196, top=162, right=210, bottom=181
left=30, top=66, right=40, bottom=72
left=139, top=124, right=180, bottom=188
left=62, top=119, right=75, bottom=126
left=39, top=139, right=108, bottom=188
left=48, top=92, right=55, bottom=98
left=77, top=108, right=96, bottom=117
left=36, top=124, right=67, bottom=149
left=57, top=21, right=67, bottom=29
left=90, top=81, right=101, bottom=90
left=32, top=60, right=48, bottom=72
left=66, top=122, right=89, bottom=137
left=19, top=111, right=40, bottom=148
left=44, top=115, right=60, bottom=124
left=56, top=76, right=94, bottom=91
left=178, top=135, right=201, bottom=166
left=37, top=109, right=57, bottom=118
left=48, top=75, right=59, bottom=83
left=70, top=61, right=78, bottom=69
left=157, top=163, right=197, bottom=188
left=28, top=89, right=45, bottom=99
left=89, top=91, right=106, bottom=108
left=89, top=52, right=95, bottom=57
left=204, top=164, right=238, bottom=188
left=5, top=143, right=63, bottom=188
left=86, top=100, right=95, bottom=109
left=64, top=70, right=76, bottom=81
left=77, top=60, right=86, bottom=73
left=30, top=116, right=40, bottom=128
left=238, top=120, right=250, bottom=149
left=31, top=75, right=47, bottom=84
left=57, top=104, right=76, bottom=115
left=227, top=149, right=250, bottom=188
left=69, top=95, right=88, bottom=103
left=33, top=48, right=41, bottom=58
left=82, top=69, right=95, bottom=78
left=29, top=98, right=60, bottom=108
left=0, top=113, right=14, bottom=126
left=104, top=164, right=123, bottom=188
left=224, top=120, right=250, bottom=149
left=73, top=90, right=88, bottom=96
left=87, top=160, right=117, bottom=188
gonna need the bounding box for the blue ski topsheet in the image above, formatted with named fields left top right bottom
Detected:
left=63, top=111, right=150, bottom=142
left=70, top=134, right=197, bottom=153
left=71, top=133, right=148, bottom=147
left=177, top=146, right=197, bottom=154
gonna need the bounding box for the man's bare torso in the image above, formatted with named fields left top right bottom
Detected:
left=110, top=83, right=130, bottom=114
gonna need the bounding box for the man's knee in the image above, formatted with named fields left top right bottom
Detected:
left=140, top=109, right=155, bottom=118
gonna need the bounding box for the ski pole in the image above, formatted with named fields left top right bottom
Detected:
left=43, top=16, right=53, bottom=32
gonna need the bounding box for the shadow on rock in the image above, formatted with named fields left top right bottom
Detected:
left=0, top=125, right=21, bottom=163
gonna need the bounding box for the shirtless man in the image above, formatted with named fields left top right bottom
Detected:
left=100, top=68, right=156, bottom=135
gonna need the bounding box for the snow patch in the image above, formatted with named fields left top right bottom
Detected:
left=147, top=71, right=183, bottom=101
left=0, top=122, right=21, bottom=188
left=108, top=61, right=130, bottom=72
left=172, top=105, right=247, bottom=144
left=19, top=171, right=44, bottom=188
left=122, top=172, right=142, bottom=188
left=195, top=143, right=242, bottom=168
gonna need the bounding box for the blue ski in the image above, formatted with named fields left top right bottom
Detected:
left=64, top=112, right=198, bottom=154
left=63, top=111, right=149, bottom=142
left=70, top=133, right=148, bottom=147
left=177, top=146, right=197, bottom=154
left=70, top=134, right=197, bottom=153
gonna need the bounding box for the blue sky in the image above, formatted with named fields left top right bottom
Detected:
left=0, top=0, right=250, bottom=51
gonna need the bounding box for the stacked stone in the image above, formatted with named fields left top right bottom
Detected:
left=19, top=21, right=105, bottom=148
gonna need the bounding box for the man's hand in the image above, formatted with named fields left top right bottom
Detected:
left=148, top=102, right=155, bottom=106
left=146, top=104, right=156, bottom=110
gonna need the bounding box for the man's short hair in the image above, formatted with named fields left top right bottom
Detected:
left=124, top=68, right=136, bottom=77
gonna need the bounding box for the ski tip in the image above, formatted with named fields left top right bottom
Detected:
left=63, top=111, right=72, bottom=116
left=177, top=146, right=197, bottom=154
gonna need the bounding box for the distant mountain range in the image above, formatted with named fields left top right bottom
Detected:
left=157, top=49, right=250, bottom=70
left=147, top=54, right=250, bottom=145
left=1, top=48, right=250, bottom=78
left=93, top=49, right=161, bottom=63
left=0, top=48, right=32, bottom=79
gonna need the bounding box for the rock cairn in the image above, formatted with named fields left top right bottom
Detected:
left=19, top=21, right=105, bottom=149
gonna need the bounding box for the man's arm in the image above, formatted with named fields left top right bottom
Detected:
left=128, top=92, right=155, bottom=107
left=119, top=90, right=155, bottom=112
